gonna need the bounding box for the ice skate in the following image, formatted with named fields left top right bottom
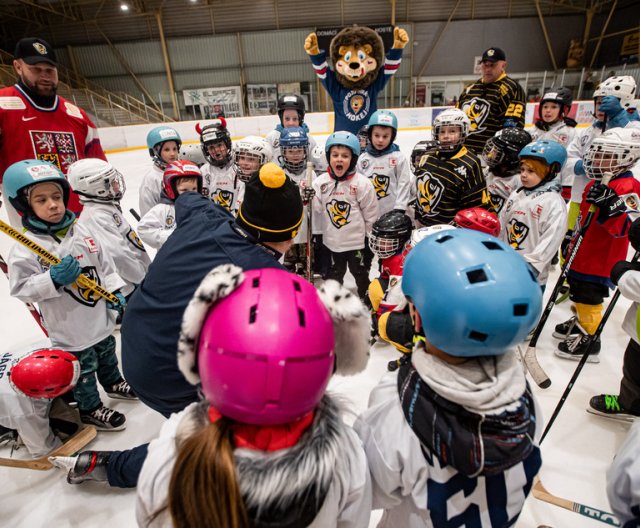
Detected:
left=554, top=332, right=601, bottom=363
left=587, top=394, right=637, bottom=423
left=80, top=405, right=126, bottom=431
left=105, top=379, right=138, bottom=401
left=50, top=450, right=111, bottom=484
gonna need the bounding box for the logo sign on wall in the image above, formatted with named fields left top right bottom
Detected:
left=247, top=84, right=278, bottom=117
left=183, top=86, right=244, bottom=118
left=315, top=24, right=395, bottom=54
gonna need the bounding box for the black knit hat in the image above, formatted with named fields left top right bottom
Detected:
left=236, top=163, right=303, bottom=242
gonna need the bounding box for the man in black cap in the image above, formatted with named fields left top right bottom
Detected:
left=457, top=47, right=526, bottom=154
left=0, top=37, right=107, bottom=224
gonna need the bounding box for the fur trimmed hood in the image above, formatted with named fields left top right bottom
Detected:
left=330, top=26, right=385, bottom=90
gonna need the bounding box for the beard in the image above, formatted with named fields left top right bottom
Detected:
left=21, top=76, right=58, bottom=98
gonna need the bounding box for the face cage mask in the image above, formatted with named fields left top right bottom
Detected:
left=583, top=144, right=632, bottom=180
left=280, top=146, right=308, bottom=174
left=234, top=151, right=263, bottom=183
left=481, top=139, right=505, bottom=168
left=434, top=125, right=465, bottom=152
left=369, top=234, right=403, bottom=259
left=204, top=140, right=231, bottom=168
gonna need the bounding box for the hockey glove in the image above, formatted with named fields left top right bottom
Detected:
left=574, top=159, right=585, bottom=176
left=586, top=182, right=625, bottom=219
left=50, top=255, right=81, bottom=288
left=301, top=186, right=315, bottom=204
left=107, top=292, right=127, bottom=313
left=628, top=217, right=640, bottom=251
left=599, top=95, right=630, bottom=128
left=611, top=259, right=640, bottom=286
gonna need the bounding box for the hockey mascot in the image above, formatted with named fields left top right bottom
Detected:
left=304, top=25, right=409, bottom=135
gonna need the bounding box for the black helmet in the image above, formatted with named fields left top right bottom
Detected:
left=199, top=121, right=232, bottom=168
left=539, top=87, right=573, bottom=119
left=411, top=140, right=438, bottom=171
left=482, top=128, right=532, bottom=172
left=277, top=94, right=305, bottom=126
left=368, top=210, right=413, bottom=259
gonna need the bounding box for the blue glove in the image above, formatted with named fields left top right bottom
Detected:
left=107, top=292, right=127, bottom=312
left=600, top=96, right=631, bottom=128
left=50, top=256, right=81, bottom=287
left=574, top=160, right=585, bottom=176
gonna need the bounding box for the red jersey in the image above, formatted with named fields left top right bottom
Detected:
left=569, top=172, right=640, bottom=283
left=0, top=84, right=107, bottom=214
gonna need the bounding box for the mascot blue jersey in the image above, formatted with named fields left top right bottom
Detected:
left=309, top=48, right=403, bottom=135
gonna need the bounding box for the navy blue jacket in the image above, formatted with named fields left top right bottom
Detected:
left=121, top=192, right=284, bottom=417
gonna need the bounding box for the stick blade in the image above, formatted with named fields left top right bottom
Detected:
left=519, top=344, right=552, bottom=388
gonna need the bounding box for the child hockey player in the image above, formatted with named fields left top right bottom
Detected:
left=0, top=347, right=79, bottom=457
left=410, top=139, right=437, bottom=174
left=179, top=143, right=206, bottom=168
left=233, top=135, right=272, bottom=185
left=196, top=119, right=239, bottom=212
left=135, top=265, right=372, bottom=527
left=68, top=158, right=150, bottom=298
left=555, top=128, right=640, bottom=363
left=139, top=126, right=181, bottom=217
left=279, top=127, right=316, bottom=274
left=500, top=139, right=568, bottom=287
left=357, top=124, right=370, bottom=152
left=354, top=228, right=543, bottom=527
left=313, top=131, right=378, bottom=301
left=482, top=127, right=532, bottom=214
left=138, top=160, right=203, bottom=250
left=588, top=217, right=640, bottom=422
left=414, top=108, right=486, bottom=226
left=5, top=160, right=135, bottom=431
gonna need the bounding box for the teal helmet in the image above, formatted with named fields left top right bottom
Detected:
left=324, top=131, right=361, bottom=176
left=3, top=160, right=70, bottom=215
left=368, top=110, right=398, bottom=144
left=146, top=126, right=182, bottom=168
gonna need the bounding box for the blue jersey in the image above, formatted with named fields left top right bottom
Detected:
left=309, top=48, right=403, bottom=135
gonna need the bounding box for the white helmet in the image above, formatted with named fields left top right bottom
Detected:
left=584, top=127, right=640, bottom=180
left=433, top=109, right=471, bottom=151
left=232, top=136, right=272, bottom=182
left=179, top=143, right=207, bottom=167
left=405, top=224, right=456, bottom=253
left=67, top=158, right=125, bottom=202
left=593, top=76, right=637, bottom=110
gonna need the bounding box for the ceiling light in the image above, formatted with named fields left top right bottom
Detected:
left=120, top=3, right=129, bottom=11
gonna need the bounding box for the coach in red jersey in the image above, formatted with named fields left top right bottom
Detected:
left=0, top=37, right=107, bottom=225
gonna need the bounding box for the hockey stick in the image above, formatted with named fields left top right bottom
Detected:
left=519, top=173, right=614, bottom=389
left=0, top=219, right=121, bottom=305
left=305, top=161, right=314, bottom=283
left=0, top=425, right=96, bottom=471
left=540, top=249, right=640, bottom=444
left=0, top=251, right=48, bottom=335
left=129, top=208, right=141, bottom=222
left=532, top=477, right=620, bottom=526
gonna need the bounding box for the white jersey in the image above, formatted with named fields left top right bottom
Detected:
left=483, top=166, right=521, bottom=214
left=8, top=223, right=124, bottom=351
left=529, top=120, right=576, bottom=148
left=500, top=182, right=567, bottom=284
left=607, top=418, right=640, bottom=526
left=200, top=161, right=244, bottom=215
left=356, top=148, right=412, bottom=218
left=138, top=164, right=164, bottom=217
left=75, top=201, right=150, bottom=295
left=0, top=347, right=62, bottom=457
left=137, top=399, right=372, bottom=528
left=285, top=166, right=316, bottom=244
left=354, top=359, right=541, bottom=528
left=266, top=128, right=321, bottom=170
left=137, top=203, right=176, bottom=250
left=312, top=172, right=379, bottom=252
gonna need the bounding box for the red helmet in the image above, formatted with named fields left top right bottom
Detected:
left=9, top=349, right=80, bottom=399
left=454, top=207, right=501, bottom=237
left=162, top=160, right=203, bottom=201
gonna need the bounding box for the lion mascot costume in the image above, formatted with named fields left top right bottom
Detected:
left=304, top=25, right=409, bottom=134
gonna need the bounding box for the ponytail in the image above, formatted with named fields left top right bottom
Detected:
left=167, top=416, right=248, bottom=528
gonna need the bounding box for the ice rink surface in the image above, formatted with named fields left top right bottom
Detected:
left=0, top=129, right=634, bottom=528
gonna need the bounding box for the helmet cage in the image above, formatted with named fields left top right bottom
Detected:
left=584, top=140, right=638, bottom=180
left=201, top=127, right=232, bottom=168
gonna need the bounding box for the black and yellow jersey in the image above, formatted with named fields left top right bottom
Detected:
left=414, top=147, right=486, bottom=226
left=457, top=73, right=526, bottom=154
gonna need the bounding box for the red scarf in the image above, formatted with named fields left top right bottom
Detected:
left=208, top=407, right=315, bottom=452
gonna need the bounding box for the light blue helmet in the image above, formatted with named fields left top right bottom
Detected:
left=3, top=159, right=70, bottom=215
left=324, top=131, right=360, bottom=176
left=368, top=110, right=398, bottom=142
left=146, top=126, right=182, bottom=168
left=519, top=139, right=567, bottom=177
left=402, top=228, right=542, bottom=357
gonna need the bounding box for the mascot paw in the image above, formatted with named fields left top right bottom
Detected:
left=393, top=27, right=409, bottom=49
left=304, top=32, right=320, bottom=55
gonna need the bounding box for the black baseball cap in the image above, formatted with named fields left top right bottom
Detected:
left=481, top=47, right=506, bottom=63
left=14, top=38, right=57, bottom=66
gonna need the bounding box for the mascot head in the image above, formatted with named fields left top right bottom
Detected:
left=330, top=26, right=385, bottom=90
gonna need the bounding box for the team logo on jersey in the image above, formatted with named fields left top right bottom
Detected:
left=350, top=95, right=365, bottom=113
left=127, top=228, right=146, bottom=252
left=326, top=199, right=351, bottom=229
left=343, top=90, right=370, bottom=122
left=64, top=267, right=101, bottom=307
left=623, top=193, right=640, bottom=212
left=371, top=173, right=390, bottom=199
left=455, top=165, right=467, bottom=177
left=485, top=191, right=505, bottom=213
left=29, top=131, right=79, bottom=174
left=112, top=213, right=123, bottom=227
left=165, top=214, right=175, bottom=227
left=416, top=173, right=444, bottom=217
left=460, top=97, right=491, bottom=135
left=361, top=159, right=370, bottom=170
left=507, top=219, right=529, bottom=250
left=213, top=189, right=234, bottom=211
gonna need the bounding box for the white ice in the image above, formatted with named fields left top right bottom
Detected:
left=0, top=130, right=633, bottom=528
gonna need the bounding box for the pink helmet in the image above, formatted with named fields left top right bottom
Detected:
left=197, top=268, right=335, bottom=425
